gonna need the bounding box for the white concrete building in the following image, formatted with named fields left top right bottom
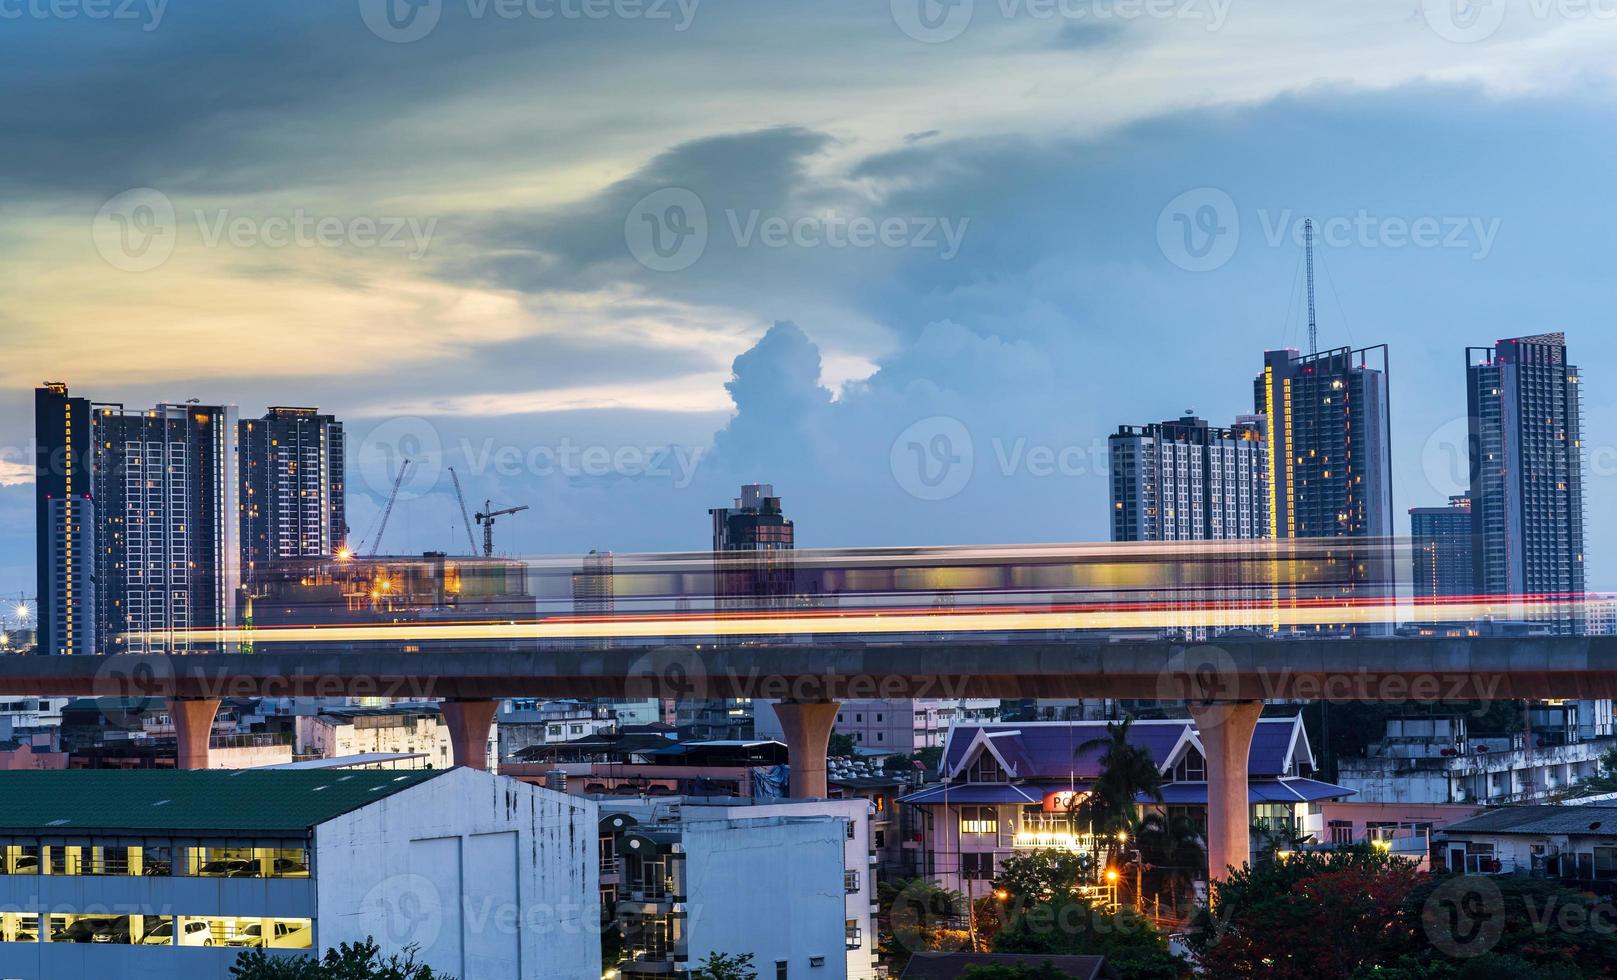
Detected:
left=755, top=698, right=1001, bottom=752
left=600, top=796, right=876, bottom=980
left=1436, top=804, right=1617, bottom=882
left=295, top=705, right=454, bottom=769
left=0, top=768, right=599, bottom=980
left=1337, top=715, right=1614, bottom=806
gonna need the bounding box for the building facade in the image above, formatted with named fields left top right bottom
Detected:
left=600, top=795, right=875, bottom=979
left=756, top=698, right=1002, bottom=752
left=1108, top=413, right=1267, bottom=542
left=239, top=407, right=346, bottom=578
left=899, top=717, right=1351, bottom=896
left=1254, top=346, right=1394, bottom=542
left=1410, top=496, right=1475, bottom=602
left=33, top=384, right=96, bottom=656
left=1466, top=333, right=1587, bottom=632
left=0, top=768, right=600, bottom=980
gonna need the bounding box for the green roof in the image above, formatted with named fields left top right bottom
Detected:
left=0, top=768, right=448, bottom=834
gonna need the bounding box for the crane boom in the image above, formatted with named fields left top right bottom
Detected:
left=448, top=467, right=478, bottom=555
left=369, top=459, right=412, bottom=557
left=474, top=500, right=531, bottom=557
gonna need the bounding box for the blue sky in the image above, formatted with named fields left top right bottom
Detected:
left=2, top=0, right=1617, bottom=599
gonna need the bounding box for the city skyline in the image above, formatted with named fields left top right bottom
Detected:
left=4, top=4, right=1617, bottom=602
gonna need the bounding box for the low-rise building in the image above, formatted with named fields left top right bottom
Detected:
left=599, top=796, right=876, bottom=980
left=1436, top=804, right=1617, bottom=890
left=899, top=716, right=1352, bottom=895
left=756, top=698, right=1002, bottom=753
left=497, top=700, right=620, bottom=760
left=295, top=705, right=455, bottom=770
left=1337, top=714, right=1614, bottom=806
left=0, top=768, right=599, bottom=979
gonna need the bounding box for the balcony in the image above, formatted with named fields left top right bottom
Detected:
left=845, top=923, right=863, bottom=950
left=1012, top=815, right=1107, bottom=853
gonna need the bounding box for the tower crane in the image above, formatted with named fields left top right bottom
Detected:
left=475, top=500, right=529, bottom=557
left=447, top=467, right=479, bottom=556
left=365, top=459, right=413, bottom=556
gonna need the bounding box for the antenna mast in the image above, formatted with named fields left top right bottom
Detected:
left=1305, top=217, right=1318, bottom=355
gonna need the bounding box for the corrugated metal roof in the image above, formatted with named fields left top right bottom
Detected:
left=0, top=768, right=447, bottom=834
left=1443, top=805, right=1617, bottom=837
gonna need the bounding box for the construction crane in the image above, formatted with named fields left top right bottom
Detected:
left=366, top=459, right=413, bottom=556
left=447, top=467, right=479, bottom=556
left=475, top=500, right=529, bottom=557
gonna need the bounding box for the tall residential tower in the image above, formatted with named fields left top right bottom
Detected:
left=1466, top=333, right=1586, bottom=632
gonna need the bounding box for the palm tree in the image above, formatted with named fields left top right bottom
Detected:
left=1132, top=809, right=1207, bottom=919
left=1072, top=716, right=1166, bottom=878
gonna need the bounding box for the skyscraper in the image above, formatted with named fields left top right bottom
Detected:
left=239, top=407, right=347, bottom=579
left=1410, top=496, right=1475, bottom=602
left=710, top=483, right=795, bottom=609
left=1466, top=333, right=1586, bottom=632
left=1109, top=413, right=1267, bottom=542
left=1254, top=346, right=1394, bottom=541
left=1254, top=346, right=1395, bottom=633
left=90, top=400, right=242, bottom=654
left=33, top=384, right=96, bottom=656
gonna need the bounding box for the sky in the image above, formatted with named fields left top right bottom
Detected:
left=2, top=0, right=1617, bottom=600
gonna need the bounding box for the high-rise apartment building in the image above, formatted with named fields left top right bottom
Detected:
left=1410, top=496, right=1476, bottom=603
left=709, top=483, right=795, bottom=609
left=1466, top=333, right=1586, bottom=633
left=1109, top=413, right=1268, bottom=542
left=90, top=400, right=242, bottom=654
left=1253, top=346, right=1395, bottom=633
left=1254, top=346, right=1394, bottom=541
left=33, top=384, right=96, bottom=656
left=239, top=407, right=346, bottom=579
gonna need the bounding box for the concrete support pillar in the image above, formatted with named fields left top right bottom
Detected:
left=774, top=699, right=840, bottom=799
left=440, top=699, right=499, bottom=772
left=1189, top=700, right=1263, bottom=882
left=171, top=698, right=221, bottom=771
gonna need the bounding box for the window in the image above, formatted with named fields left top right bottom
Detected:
left=960, top=806, right=998, bottom=835
left=1173, top=748, right=1206, bottom=782
left=189, top=846, right=309, bottom=878
left=962, top=852, right=994, bottom=880
left=0, top=912, right=39, bottom=943
left=776, top=960, right=788, bottom=980
left=966, top=751, right=1007, bottom=783
left=1328, top=820, right=1354, bottom=846
left=846, top=820, right=856, bottom=840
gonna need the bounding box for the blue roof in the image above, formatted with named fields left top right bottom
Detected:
left=905, top=777, right=1353, bottom=808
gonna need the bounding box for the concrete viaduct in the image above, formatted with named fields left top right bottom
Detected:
left=7, top=634, right=1617, bottom=877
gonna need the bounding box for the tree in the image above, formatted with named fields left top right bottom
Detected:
left=1073, top=716, right=1166, bottom=874
left=230, top=938, right=452, bottom=979
left=1131, top=810, right=1205, bottom=915
left=994, top=851, right=1092, bottom=904
left=691, top=952, right=758, bottom=980
left=828, top=732, right=857, bottom=757
left=1186, top=848, right=1421, bottom=979
left=991, top=895, right=1190, bottom=979
left=880, top=877, right=971, bottom=970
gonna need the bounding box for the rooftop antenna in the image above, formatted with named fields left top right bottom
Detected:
left=1305, top=217, right=1318, bottom=355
